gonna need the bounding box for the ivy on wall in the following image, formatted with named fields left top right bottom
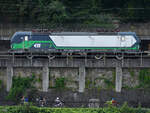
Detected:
left=55, top=77, right=66, bottom=89
left=6, top=75, right=35, bottom=101
left=36, top=73, right=42, bottom=83
left=85, top=79, right=92, bottom=89
left=49, top=75, right=77, bottom=90
left=85, top=76, right=115, bottom=90
left=104, top=79, right=115, bottom=89
left=138, top=69, right=150, bottom=88
left=128, top=69, right=135, bottom=77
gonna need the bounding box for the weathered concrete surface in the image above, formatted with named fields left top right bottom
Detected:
left=13, top=67, right=42, bottom=89
left=115, top=66, right=122, bottom=92
left=78, top=66, right=85, bottom=92
left=27, top=89, right=150, bottom=108
left=1, top=57, right=150, bottom=92
left=0, top=68, right=6, bottom=88
left=49, top=67, right=78, bottom=89
left=1, top=58, right=150, bottom=68
left=1, top=66, right=150, bottom=93
left=122, top=68, right=139, bottom=88
left=42, top=66, right=49, bottom=92
left=6, top=65, right=13, bottom=92
left=88, top=99, right=100, bottom=108
left=1, top=89, right=150, bottom=107
left=86, top=68, right=114, bottom=89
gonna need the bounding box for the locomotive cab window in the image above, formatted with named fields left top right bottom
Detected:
left=11, top=35, right=24, bottom=43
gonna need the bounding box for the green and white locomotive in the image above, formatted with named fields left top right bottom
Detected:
left=10, top=31, right=140, bottom=52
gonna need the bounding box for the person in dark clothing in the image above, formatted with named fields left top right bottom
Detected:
left=54, top=97, right=63, bottom=107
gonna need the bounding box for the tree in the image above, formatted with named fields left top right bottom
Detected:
left=36, top=0, right=67, bottom=26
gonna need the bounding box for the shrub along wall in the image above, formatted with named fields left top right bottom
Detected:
left=0, top=105, right=149, bottom=113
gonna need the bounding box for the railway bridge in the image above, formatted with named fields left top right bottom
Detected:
left=0, top=35, right=150, bottom=93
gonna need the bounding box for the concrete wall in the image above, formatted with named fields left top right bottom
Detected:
left=0, top=68, right=6, bottom=88
left=0, top=66, right=149, bottom=92
left=49, top=68, right=79, bottom=90
left=1, top=58, right=150, bottom=68
left=86, top=68, right=115, bottom=89
left=0, top=56, right=150, bottom=92
left=14, top=68, right=43, bottom=89
left=122, top=68, right=139, bottom=88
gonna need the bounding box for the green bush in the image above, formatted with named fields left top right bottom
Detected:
left=104, top=79, right=115, bottom=89
left=0, top=105, right=149, bottom=113
left=138, top=69, right=150, bottom=88
left=55, top=77, right=66, bottom=89
left=6, top=75, right=35, bottom=101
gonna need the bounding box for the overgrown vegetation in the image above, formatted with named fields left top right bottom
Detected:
left=65, top=77, right=78, bottom=90
left=85, top=75, right=115, bottom=90
left=129, top=68, right=135, bottom=77
left=36, top=73, right=42, bottom=83
left=138, top=69, right=150, bottom=88
left=0, top=103, right=149, bottom=113
left=85, top=79, right=92, bottom=89
left=55, top=77, right=66, bottom=89
left=104, top=79, right=115, bottom=89
left=6, top=75, right=35, bottom=101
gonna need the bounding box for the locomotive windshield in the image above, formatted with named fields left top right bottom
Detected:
left=11, top=32, right=31, bottom=44
left=11, top=35, right=25, bottom=44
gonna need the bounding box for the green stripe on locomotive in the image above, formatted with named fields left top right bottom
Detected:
left=12, top=40, right=139, bottom=50
left=12, top=41, right=52, bottom=49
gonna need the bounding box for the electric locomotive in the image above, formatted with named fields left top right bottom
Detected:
left=10, top=31, right=140, bottom=52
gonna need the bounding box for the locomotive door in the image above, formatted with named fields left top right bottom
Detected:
left=23, top=36, right=29, bottom=49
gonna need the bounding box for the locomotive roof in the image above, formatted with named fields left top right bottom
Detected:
left=14, top=31, right=32, bottom=35
left=13, top=31, right=137, bottom=36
